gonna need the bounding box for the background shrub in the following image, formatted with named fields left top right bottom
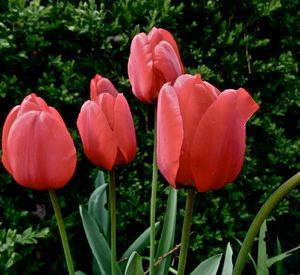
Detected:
left=0, top=0, right=299, bottom=274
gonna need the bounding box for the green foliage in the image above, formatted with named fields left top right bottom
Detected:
left=0, top=0, right=299, bottom=273
left=0, top=222, right=49, bottom=273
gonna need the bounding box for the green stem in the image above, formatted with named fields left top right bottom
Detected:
left=150, top=103, right=158, bottom=275
left=177, top=188, right=196, bottom=275
left=48, top=190, right=75, bottom=275
left=109, top=169, right=117, bottom=275
left=233, top=172, right=300, bottom=275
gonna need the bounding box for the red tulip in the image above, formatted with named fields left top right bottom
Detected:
left=77, top=75, right=136, bottom=170
left=1, top=94, right=77, bottom=190
left=128, top=27, right=184, bottom=103
left=157, top=74, right=259, bottom=192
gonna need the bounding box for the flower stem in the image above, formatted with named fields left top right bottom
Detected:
left=233, top=172, right=300, bottom=275
left=109, top=169, right=117, bottom=275
left=150, top=103, right=158, bottom=275
left=177, top=188, right=196, bottom=275
left=48, top=189, right=75, bottom=275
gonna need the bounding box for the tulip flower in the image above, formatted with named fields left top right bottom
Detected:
left=128, top=27, right=185, bottom=103
left=77, top=75, right=137, bottom=170
left=157, top=74, right=259, bottom=192
left=1, top=93, right=77, bottom=190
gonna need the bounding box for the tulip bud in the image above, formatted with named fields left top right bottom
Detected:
left=128, top=27, right=184, bottom=103
left=1, top=94, right=77, bottom=190
left=77, top=75, right=137, bottom=170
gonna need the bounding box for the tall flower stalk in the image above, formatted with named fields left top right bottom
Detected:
left=233, top=172, right=300, bottom=275
left=49, top=190, right=75, bottom=275
left=109, top=169, right=117, bottom=275
left=177, top=188, right=196, bottom=275
left=149, top=104, right=158, bottom=275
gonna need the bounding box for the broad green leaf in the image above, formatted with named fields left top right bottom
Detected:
left=257, top=220, right=268, bottom=275
left=221, top=243, right=233, bottom=275
left=190, top=254, right=222, bottom=275
left=88, top=182, right=109, bottom=239
left=267, top=242, right=300, bottom=268
left=124, top=251, right=144, bottom=275
left=79, top=205, right=122, bottom=275
left=120, top=222, right=160, bottom=265
left=75, top=271, right=86, bottom=275
left=154, top=187, right=177, bottom=275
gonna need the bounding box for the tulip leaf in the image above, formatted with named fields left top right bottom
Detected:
left=267, top=242, right=300, bottom=268
left=221, top=243, right=233, bottom=275
left=190, top=253, right=222, bottom=275
left=88, top=173, right=109, bottom=239
left=154, top=187, right=177, bottom=275
left=257, top=220, right=268, bottom=275
left=124, top=251, right=144, bottom=275
left=120, top=222, right=160, bottom=270
left=75, top=271, right=86, bottom=275
left=79, top=205, right=122, bottom=275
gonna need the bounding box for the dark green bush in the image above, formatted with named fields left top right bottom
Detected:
left=0, top=0, right=299, bottom=274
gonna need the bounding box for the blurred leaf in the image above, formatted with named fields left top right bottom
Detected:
left=190, top=253, right=222, bottom=275
left=221, top=243, right=233, bottom=275
left=275, top=237, right=283, bottom=275
left=268, top=242, right=300, bottom=268
left=257, top=220, right=268, bottom=275
left=124, top=251, right=144, bottom=275
left=154, top=187, right=177, bottom=275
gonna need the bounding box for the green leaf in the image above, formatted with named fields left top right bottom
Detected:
left=75, top=271, right=87, bottom=275
left=124, top=251, right=144, bottom=275
left=267, top=242, right=300, bottom=268
left=79, top=205, right=122, bottom=275
left=190, top=253, right=222, bottom=275
left=88, top=178, right=109, bottom=239
left=257, top=220, right=268, bottom=275
left=120, top=222, right=160, bottom=265
left=154, top=187, right=177, bottom=275
left=275, top=237, right=283, bottom=275
left=221, top=243, right=233, bottom=275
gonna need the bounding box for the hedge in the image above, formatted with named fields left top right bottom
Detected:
left=0, top=0, right=299, bottom=274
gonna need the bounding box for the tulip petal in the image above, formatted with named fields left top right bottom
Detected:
left=173, top=75, right=218, bottom=184
left=128, top=33, right=155, bottom=102
left=113, top=94, right=137, bottom=164
left=77, top=100, right=118, bottom=170
left=1, top=105, right=20, bottom=174
left=157, top=84, right=184, bottom=188
left=98, top=93, right=116, bottom=130
left=153, top=41, right=183, bottom=84
left=6, top=111, right=76, bottom=190
left=149, top=28, right=184, bottom=74
left=90, top=74, right=118, bottom=101
left=191, top=89, right=259, bottom=192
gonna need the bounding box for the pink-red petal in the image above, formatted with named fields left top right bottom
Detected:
left=6, top=111, right=76, bottom=190
left=157, top=84, right=183, bottom=188
left=128, top=33, right=154, bottom=102
left=90, top=74, right=118, bottom=101
left=153, top=41, right=183, bottom=83
left=113, top=94, right=137, bottom=164
left=191, top=89, right=259, bottom=192
left=77, top=100, right=118, bottom=170
left=174, top=74, right=218, bottom=184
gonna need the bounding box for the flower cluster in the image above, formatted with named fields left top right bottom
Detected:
left=1, top=26, right=259, bottom=275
